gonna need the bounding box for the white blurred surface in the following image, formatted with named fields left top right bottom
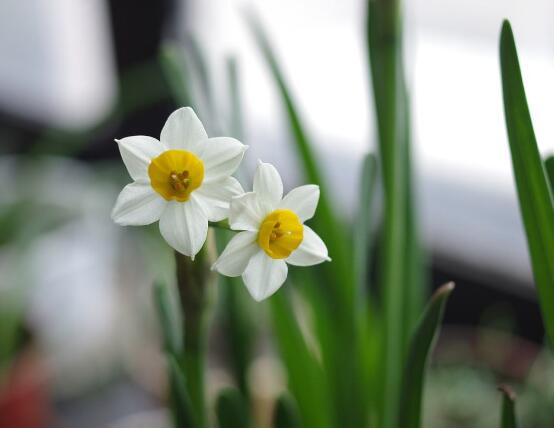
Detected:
left=185, top=0, right=554, bottom=285
left=0, top=0, right=116, bottom=129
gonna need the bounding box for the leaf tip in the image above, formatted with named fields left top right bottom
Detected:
left=498, top=384, right=517, bottom=402
left=433, top=281, right=455, bottom=300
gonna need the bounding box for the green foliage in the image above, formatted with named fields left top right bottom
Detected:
left=154, top=280, right=197, bottom=428
left=168, top=355, right=198, bottom=428
left=273, top=394, right=302, bottom=428
left=269, top=291, right=333, bottom=428
left=216, top=388, right=250, bottom=428
left=366, top=0, right=426, bottom=425
left=498, top=385, right=519, bottom=428
left=499, top=20, right=554, bottom=349
left=354, top=153, right=377, bottom=300
left=398, top=283, right=455, bottom=428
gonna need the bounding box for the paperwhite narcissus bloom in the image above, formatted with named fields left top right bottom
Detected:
left=111, top=107, right=247, bottom=257
left=212, top=162, right=330, bottom=301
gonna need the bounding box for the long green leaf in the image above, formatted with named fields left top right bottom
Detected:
left=500, top=20, right=554, bottom=348
left=498, top=385, right=519, bottom=428
left=398, top=282, right=455, bottom=428
left=215, top=388, right=250, bottom=428
left=354, top=153, right=377, bottom=299
left=366, top=0, right=413, bottom=425
left=270, top=291, right=333, bottom=428
left=544, top=156, right=554, bottom=196
left=154, top=280, right=183, bottom=356
left=160, top=44, right=194, bottom=107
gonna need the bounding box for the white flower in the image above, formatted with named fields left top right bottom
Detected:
left=212, top=161, right=330, bottom=301
left=111, top=107, right=247, bottom=257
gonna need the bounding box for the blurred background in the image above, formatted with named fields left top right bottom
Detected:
left=1, top=0, right=554, bottom=427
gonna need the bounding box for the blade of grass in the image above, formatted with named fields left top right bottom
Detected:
left=498, top=385, right=519, bottom=428
left=398, top=282, right=455, bottom=428
left=270, top=290, right=333, bottom=428
left=273, top=394, right=301, bottom=428
left=500, top=20, right=554, bottom=348
left=215, top=388, right=250, bottom=428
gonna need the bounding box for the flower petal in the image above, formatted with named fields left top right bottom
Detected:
left=201, top=137, right=248, bottom=183
left=253, top=161, right=283, bottom=210
left=279, top=185, right=320, bottom=221
left=286, top=225, right=330, bottom=266
left=212, top=231, right=258, bottom=277
left=160, top=107, right=208, bottom=154
left=116, top=136, right=164, bottom=180
left=158, top=196, right=208, bottom=257
left=242, top=250, right=288, bottom=301
left=229, top=192, right=268, bottom=232
left=194, top=177, right=244, bottom=222
left=111, top=181, right=166, bottom=225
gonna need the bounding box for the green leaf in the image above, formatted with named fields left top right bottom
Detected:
left=215, top=388, right=250, bottom=428
left=366, top=0, right=417, bottom=425
left=168, top=355, right=198, bottom=428
left=160, top=44, right=194, bottom=107
left=545, top=156, right=554, bottom=197
left=498, top=385, right=519, bottom=428
left=270, top=291, right=333, bottom=428
left=354, top=153, right=377, bottom=299
left=215, top=230, right=255, bottom=397
left=273, top=394, right=301, bottom=428
left=154, top=280, right=183, bottom=356
left=398, top=282, right=455, bottom=428
left=500, top=20, right=554, bottom=348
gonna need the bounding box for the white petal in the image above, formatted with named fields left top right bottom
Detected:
left=279, top=185, right=320, bottom=221
left=111, top=181, right=165, bottom=226
left=116, top=136, right=164, bottom=180
left=229, top=192, right=268, bottom=232
left=242, top=250, right=288, bottom=301
left=212, top=231, right=258, bottom=277
left=194, top=177, right=244, bottom=222
left=158, top=196, right=208, bottom=257
left=253, top=161, right=283, bottom=210
left=286, top=225, right=330, bottom=266
left=160, top=107, right=208, bottom=154
left=201, top=137, right=248, bottom=183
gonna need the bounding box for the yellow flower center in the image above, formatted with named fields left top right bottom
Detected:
left=148, top=150, right=204, bottom=202
left=257, top=209, right=303, bottom=259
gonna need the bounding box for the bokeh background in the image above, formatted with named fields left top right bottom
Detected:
left=1, top=0, right=554, bottom=427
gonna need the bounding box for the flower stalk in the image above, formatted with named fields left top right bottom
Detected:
left=174, top=231, right=216, bottom=427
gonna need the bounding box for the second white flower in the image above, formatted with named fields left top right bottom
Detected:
left=213, top=161, right=330, bottom=301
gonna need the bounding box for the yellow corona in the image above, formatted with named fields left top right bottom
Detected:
left=257, top=209, right=303, bottom=259
left=148, top=150, right=204, bottom=202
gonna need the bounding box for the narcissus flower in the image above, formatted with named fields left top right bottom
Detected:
left=212, top=161, right=330, bottom=301
left=111, top=107, right=247, bottom=257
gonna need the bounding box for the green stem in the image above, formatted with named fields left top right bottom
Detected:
left=174, top=234, right=215, bottom=428
left=209, top=219, right=231, bottom=230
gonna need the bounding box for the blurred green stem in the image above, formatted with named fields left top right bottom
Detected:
left=174, top=233, right=215, bottom=428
